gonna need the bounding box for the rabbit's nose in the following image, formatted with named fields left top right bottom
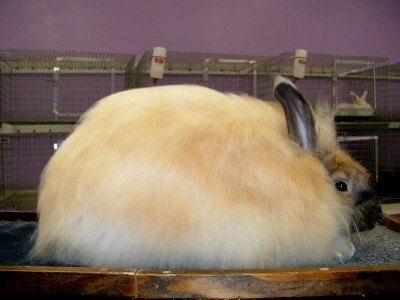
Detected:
left=357, top=189, right=375, bottom=204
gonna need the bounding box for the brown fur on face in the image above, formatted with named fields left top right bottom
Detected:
left=321, top=150, right=382, bottom=231
left=314, top=107, right=382, bottom=232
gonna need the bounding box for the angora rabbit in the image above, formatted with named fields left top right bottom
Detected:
left=336, top=90, right=375, bottom=116
left=29, top=76, right=382, bottom=269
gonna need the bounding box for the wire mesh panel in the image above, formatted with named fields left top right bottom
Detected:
left=377, top=130, right=400, bottom=201
left=261, top=52, right=389, bottom=117
left=337, top=130, right=400, bottom=202
left=0, top=49, right=135, bottom=122
left=334, top=60, right=378, bottom=118
left=0, top=133, right=69, bottom=211
left=261, top=52, right=344, bottom=104
left=0, top=55, right=12, bottom=122
left=337, top=135, right=379, bottom=183
left=136, top=51, right=204, bottom=87
left=203, top=58, right=256, bottom=96
left=135, top=50, right=272, bottom=96
left=375, top=62, right=400, bottom=120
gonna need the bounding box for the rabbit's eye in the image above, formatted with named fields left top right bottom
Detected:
left=335, top=181, right=348, bottom=192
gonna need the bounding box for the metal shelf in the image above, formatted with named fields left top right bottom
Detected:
left=336, top=120, right=400, bottom=131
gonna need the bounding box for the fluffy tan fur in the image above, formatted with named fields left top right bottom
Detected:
left=30, top=84, right=357, bottom=269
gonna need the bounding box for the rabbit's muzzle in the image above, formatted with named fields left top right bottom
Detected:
left=352, top=189, right=383, bottom=232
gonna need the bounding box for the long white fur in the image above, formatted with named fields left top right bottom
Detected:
left=30, top=81, right=355, bottom=269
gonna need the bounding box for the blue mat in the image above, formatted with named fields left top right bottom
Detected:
left=0, top=221, right=36, bottom=265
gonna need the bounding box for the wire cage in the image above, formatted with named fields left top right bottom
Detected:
left=135, top=50, right=273, bottom=97
left=375, top=62, right=400, bottom=120
left=0, top=49, right=135, bottom=122
left=0, top=133, right=69, bottom=211
left=262, top=52, right=389, bottom=118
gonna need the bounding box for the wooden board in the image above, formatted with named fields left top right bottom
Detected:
left=380, top=214, right=400, bottom=233
left=0, top=265, right=399, bottom=298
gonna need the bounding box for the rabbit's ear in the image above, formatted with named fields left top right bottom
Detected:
left=350, top=91, right=358, bottom=103
left=273, top=76, right=316, bottom=151
left=361, top=90, right=368, bottom=100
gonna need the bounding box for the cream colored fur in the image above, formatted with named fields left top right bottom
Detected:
left=30, top=83, right=356, bottom=269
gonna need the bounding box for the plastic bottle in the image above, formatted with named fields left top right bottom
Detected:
left=293, top=49, right=307, bottom=80
left=150, top=47, right=167, bottom=84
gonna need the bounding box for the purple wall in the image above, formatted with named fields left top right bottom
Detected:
left=1, top=0, right=400, bottom=62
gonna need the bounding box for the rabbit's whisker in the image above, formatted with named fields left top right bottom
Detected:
left=352, top=219, right=363, bottom=246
